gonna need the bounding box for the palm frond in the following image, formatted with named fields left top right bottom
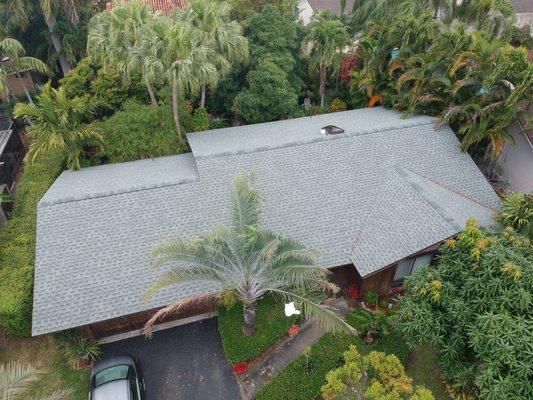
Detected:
left=0, top=362, right=45, bottom=400
left=230, top=173, right=261, bottom=235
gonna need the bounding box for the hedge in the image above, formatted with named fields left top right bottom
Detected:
left=0, top=148, right=64, bottom=336
left=218, top=296, right=301, bottom=364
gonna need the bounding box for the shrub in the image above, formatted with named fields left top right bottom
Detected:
left=190, top=107, right=210, bottom=132
left=218, top=296, right=301, bottom=364
left=97, top=101, right=190, bottom=163
left=364, top=288, right=378, bottom=306
left=499, top=192, right=533, bottom=239
left=329, top=98, right=347, bottom=112
left=64, top=338, right=102, bottom=369
left=0, top=149, right=64, bottom=336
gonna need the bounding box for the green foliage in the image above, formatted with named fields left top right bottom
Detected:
left=190, top=107, right=210, bottom=132
left=364, top=288, right=378, bottom=305
left=97, top=101, right=189, bottom=163
left=64, top=338, right=102, bottom=369
left=396, top=220, right=533, bottom=399
left=346, top=308, right=390, bottom=341
left=0, top=148, right=63, bottom=336
left=14, top=83, right=104, bottom=171
left=229, top=0, right=297, bottom=21
left=499, top=192, right=533, bottom=239
left=218, top=296, right=301, bottom=364
left=234, top=59, right=300, bottom=123
left=329, top=98, right=347, bottom=112
left=321, top=346, right=435, bottom=400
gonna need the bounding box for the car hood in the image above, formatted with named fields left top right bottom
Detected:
left=94, top=379, right=130, bottom=400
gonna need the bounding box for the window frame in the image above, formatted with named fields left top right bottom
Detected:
left=392, top=251, right=436, bottom=284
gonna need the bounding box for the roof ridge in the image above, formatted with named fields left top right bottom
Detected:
left=396, top=166, right=499, bottom=212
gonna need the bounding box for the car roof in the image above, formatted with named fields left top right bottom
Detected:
left=92, top=355, right=135, bottom=375
left=94, top=379, right=130, bottom=400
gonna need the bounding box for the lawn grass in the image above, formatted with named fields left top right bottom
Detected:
left=0, top=334, right=89, bottom=398
left=253, top=308, right=450, bottom=400
left=218, top=296, right=301, bottom=364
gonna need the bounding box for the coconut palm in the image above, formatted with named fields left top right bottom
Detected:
left=0, top=362, right=72, bottom=400
left=499, top=192, right=533, bottom=239
left=144, top=19, right=217, bottom=142
left=302, top=17, right=350, bottom=107
left=174, top=0, right=248, bottom=108
left=88, top=0, right=163, bottom=106
left=0, top=38, right=51, bottom=105
left=146, top=173, right=356, bottom=336
left=13, top=82, right=104, bottom=170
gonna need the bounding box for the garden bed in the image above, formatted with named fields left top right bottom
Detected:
left=253, top=308, right=450, bottom=400
left=218, top=297, right=301, bottom=365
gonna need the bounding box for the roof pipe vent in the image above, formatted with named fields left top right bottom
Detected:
left=321, top=125, right=345, bottom=135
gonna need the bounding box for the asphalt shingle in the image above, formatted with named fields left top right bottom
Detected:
left=32, top=108, right=500, bottom=336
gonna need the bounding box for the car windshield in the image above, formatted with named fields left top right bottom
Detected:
left=94, top=365, right=130, bottom=387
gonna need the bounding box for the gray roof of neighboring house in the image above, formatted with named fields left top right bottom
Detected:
left=510, top=0, right=533, bottom=14
left=308, top=0, right=355, bottom=16
left=32, top=107, right=501, bottom=336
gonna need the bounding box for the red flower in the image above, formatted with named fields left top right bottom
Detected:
left=339, top=54, right=359, bottom=83
left=233, top=362, right=248, bottom=374
left=288, top=324, right=300, bottom=336
left=348, top=283, right=360, bottom=301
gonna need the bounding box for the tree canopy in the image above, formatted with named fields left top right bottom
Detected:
left=396, top=220, right=533, bottom=399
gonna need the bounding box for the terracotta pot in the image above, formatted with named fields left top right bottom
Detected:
left=288, top=324, right=300, bottom=336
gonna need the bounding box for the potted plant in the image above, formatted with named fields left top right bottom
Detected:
left=233, top=362, right=248, bottom=374
left=65, top=338, right=102, bottom=369
left=288, top=324, right=300, bottom=336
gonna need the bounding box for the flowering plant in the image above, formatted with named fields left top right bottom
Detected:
left=348, top=283, right=360, bottom=301
left=233, top=362, right=248, bottom=374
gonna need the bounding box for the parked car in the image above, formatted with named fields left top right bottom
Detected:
left=89, top=355, right=144, bottom=400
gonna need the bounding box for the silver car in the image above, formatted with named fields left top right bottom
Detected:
left=89, top=355, right=144, bottom=400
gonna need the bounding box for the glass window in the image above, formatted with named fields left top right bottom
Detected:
left=129, top=368, right=139, bottom=400
left=393, top=253, right=434, bottom=281
left=94, top=365, right=130, bottom=387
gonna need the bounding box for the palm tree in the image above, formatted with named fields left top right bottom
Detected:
left=174, top=0, right=248, bottom=108
left=145, top=174, right=356, bottom=336
left=302, top=17, right=350, bottom=107
left=0, top=362, right=72, bottom=400
left=88, top=0, right=163, bottom=106
left=499, top=192, right=533, bottom=239
left=0, top=38, right=52, bottom=105
left=13, top=82, right=104, bottom=170
left=144, top=19, right=217, bottom=142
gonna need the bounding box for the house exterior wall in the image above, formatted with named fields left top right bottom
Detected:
left=516, top=13, right=533, bottom=32
left=81, top=297, right=218, bottom=339
left=5, top=71, right=37, bottom=97
left=297, top=0, right=314, bottom=25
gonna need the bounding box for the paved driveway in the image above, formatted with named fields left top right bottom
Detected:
left=101, top=318, right=240, bottom=400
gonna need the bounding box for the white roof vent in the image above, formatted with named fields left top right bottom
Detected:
left=321, top=125, right=345, bottom=135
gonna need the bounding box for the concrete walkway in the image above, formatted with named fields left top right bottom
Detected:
left=236, top=298, right=351, bottom=400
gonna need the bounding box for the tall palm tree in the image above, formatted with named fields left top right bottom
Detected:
left=174, top=0, right=248, bottom=108
left=88, top=0, right=162, bottom=106
left=0, top=362, right=71, bottom=400
left=144, top=19, right=217, bottom=142
left=302, top=17, right=350, bottom=107
left=0, top=38, right=51, bottom=105
left=146, top=174, right=356, bottom=336
left=13, top=82, right=104, bottom=170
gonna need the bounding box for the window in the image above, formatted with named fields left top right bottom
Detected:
left=94, top=365, right=130, bottom=387
left=393, top=253, right=434, bottom=282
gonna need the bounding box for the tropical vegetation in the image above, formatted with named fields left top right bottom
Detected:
left=396, top=220, right=533, bottom=399
left=499, top=191, right=533, bottom=238
left=321, top=346, right=435, bottom=400
left=145, top=173, right=355, bottom=336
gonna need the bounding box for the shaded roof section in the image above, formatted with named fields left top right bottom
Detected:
left=40, top=153, right=199, bottom=206
left=32, top=108, right=500, bottom=336
left=350, top=166, right=497, bottom=277
left=308, top=0, right=355, bottom=15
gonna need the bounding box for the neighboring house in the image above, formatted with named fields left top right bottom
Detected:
left=510, top=0, right=533, bottom=32
left=105, top=0, right=187, bottom=13
left=497, top=120, right=533, bottom=193
left=297, top=0, right=354, bottom=24
left=31, top=108, right=500, bottom=338
left=0, top=115, right=25, bottom=226
left=1, top=70, right=41, bottom=100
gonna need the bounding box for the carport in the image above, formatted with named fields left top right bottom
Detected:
left=101, top=318, right=240, bottom=400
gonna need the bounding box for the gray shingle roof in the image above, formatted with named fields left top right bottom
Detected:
left=32, top=108, right=501, bottom=336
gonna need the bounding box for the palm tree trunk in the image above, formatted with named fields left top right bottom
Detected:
left=319, top=65, right=327, bottom=108
left=243, top=302, right=257, bottom=335
left=451, top=0, right=457, bottom=20
left=434, top=5, right=439, bottom=19
left=145, top=77, right=158, bottom=106
left=16, top=71, right=34, bottom=105
left=200, top=84, right=206, bottom=108
left=172, top=78, right=183, bottom=143
left=45, top=15, right=71, bottom=76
